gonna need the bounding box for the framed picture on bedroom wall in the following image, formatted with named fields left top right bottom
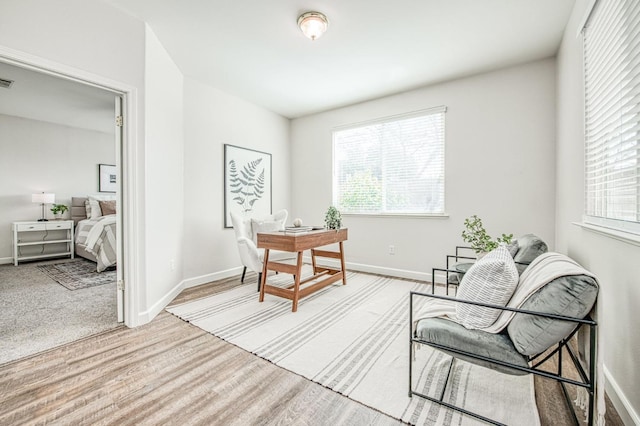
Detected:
left=224, top=144, right=272, bottom=228
left=99, top=164, right=117, bottom=193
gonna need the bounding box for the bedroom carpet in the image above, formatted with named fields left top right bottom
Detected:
left=0, top=259, right=120, bottom=365
left=37, top=258, right=115, bottom=290
left=167, top=268, right=540, bottom=425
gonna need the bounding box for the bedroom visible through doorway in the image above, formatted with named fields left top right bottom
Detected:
left=0, top=59, right=126, bottom=364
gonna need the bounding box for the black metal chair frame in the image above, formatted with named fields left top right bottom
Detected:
left=409, top=292, right=597, bottom=426
left=431, top=246, right=530, bottom=295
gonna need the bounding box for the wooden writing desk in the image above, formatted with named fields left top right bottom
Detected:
left=257, top=228, right=348, bottom=312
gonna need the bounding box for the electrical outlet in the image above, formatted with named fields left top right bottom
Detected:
left=170, top=259, right=176, bottom=271
left=388, top=245, right=395, bottom=255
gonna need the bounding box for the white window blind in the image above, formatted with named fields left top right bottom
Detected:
left=332, top=107, right=446, bottom=215
left=584, top=0, right=640, bottom=233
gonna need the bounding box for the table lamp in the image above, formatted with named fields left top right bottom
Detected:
left=32, top=192, right=55, bottom=221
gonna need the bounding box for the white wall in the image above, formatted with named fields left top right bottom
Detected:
left=290, top=59, right=557, bottom=280
left=182, top=78, right=290, bottom=286
left=142, top=26, right=185, bottom=319
left=556, top=1, right=640, bottom=423
left=0, top=0, right=149, bottom=326
left=0, top=114, right=115, bottom=262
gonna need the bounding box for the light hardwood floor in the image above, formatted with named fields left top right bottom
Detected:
left=0, top=273, right=624, bottom=425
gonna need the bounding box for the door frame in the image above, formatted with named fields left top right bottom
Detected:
left=0, top=46, right=140, bottom=327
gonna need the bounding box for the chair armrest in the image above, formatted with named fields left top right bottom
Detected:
left=446, top=255, right=475, bottom=269
left=455, top=246, right=476, bottom=257
left=237, top=235, right=257, bottom=251
left=236, top=236, right=263, bottom=273
left=431, top=267, right=464, bottom=294
left=409, top=291, right=596, bottom=325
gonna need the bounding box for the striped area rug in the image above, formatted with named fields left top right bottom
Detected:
left=167, top=268, right=539, bottom=425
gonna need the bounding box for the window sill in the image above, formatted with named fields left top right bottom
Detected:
left=573, top=222, right=640, bottom=247
left=342, top=213, right=449, bottom=219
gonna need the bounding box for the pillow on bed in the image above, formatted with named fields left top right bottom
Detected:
left=99, top=200, right=116, bottom=216
left=85, top=195, right=116, bottom=219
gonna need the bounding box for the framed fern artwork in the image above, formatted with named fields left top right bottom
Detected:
left=224, top=144, right=272, bottom=228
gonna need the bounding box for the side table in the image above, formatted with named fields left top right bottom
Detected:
left=12, top=220, right=75, bottom=265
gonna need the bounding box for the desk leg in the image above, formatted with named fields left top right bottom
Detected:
left=311, top=249, right=318, bottom=274
left=291, top=251, right=304, bottom=312
left=339, top=241, right=347, bottom=285
left=259, top=249, right=270, bottom=302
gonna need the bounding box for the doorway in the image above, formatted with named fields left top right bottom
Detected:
left=0, top=57, right=130, bottom=363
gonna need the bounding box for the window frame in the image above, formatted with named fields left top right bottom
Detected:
left=331, top=106, right=447, bottom=217
left=581, top=0, right=640, bottom=237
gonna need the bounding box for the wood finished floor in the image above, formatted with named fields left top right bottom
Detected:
left=0, top=272, right=624, bottom=425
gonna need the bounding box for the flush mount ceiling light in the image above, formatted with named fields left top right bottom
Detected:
left=297, top=11, right=329, bottom=41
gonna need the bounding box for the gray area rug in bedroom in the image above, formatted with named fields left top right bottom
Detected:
left=37, top=258, right=115, bottom=290
left=0, top=259, right=119, bottom=365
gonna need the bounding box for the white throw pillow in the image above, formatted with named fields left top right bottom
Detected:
left=251, top=219, right=284, bottom=244
left=85, top=194, right=116, bottom=219
left=456, top=245, right=519, bottom=330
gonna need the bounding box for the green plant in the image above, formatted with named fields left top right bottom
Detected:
left=50, top=204, right=68, bottom=215
left=324, top=206, right=342, bottom=230
left=461, top=215, right=513, bottom=253
left=338, top=171, right=382, bottom=212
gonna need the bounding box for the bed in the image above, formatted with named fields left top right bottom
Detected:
left=72, top=196, right=117, bottom=272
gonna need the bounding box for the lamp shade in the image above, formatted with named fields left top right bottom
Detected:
left=32, top=193, right=55, bottom=204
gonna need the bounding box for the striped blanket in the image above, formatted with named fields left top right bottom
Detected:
left=75, top=215, right=117, bottom=272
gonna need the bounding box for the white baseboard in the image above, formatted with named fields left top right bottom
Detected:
left=137, top=278, right=185, bottom=325
left=136, top=266, right=245, bottom=325
left=301, top=255, right=438, bottom=283
left=182, top=266, right=244, bottom=289
left=604, top=365, right=639, bottom=425
left=0, top=257, right=13, bottom=265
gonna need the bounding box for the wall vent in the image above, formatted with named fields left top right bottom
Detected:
left=0, top=78, right=14, bottom=89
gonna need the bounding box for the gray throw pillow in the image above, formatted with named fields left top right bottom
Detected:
left=513, top=234, right=548, bottom=274
left=507, top=274, right=598, bottom=356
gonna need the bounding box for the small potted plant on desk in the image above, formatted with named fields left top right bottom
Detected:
left=324, top=206, right=342, bottom=230
left=50, top=203, right=68, bottom=220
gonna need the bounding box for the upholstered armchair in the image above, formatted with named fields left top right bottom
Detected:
left=412, top=251, right=600, bottom=425
left=230, top=209, right=295, bottom=290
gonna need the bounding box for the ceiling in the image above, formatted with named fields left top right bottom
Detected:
left=0, top=0, right=576, bottom=131
left=106, top=0, right=576, bottom=118
left=0, top=61, right=116, bottom=134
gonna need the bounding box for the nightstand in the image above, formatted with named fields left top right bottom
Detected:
left=12, top=220, right=75, bottom=265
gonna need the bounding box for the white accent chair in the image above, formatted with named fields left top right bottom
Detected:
left=230, top=209, right=295, bottom=290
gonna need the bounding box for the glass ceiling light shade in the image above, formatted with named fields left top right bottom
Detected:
left=297, top=11, right=329, bottom=41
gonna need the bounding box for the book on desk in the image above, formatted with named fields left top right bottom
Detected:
left=283, top=226, right=313, bottom=233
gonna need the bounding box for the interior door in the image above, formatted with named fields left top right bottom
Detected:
left=115, top=96, right=125, bottom=323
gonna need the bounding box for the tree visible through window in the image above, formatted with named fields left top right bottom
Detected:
left=333, top=107, right=446, bottom=215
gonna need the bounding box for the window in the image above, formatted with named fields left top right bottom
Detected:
left=332, top=107, right=446, bottom=215
left=584, top=0, right=640, bottom=234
